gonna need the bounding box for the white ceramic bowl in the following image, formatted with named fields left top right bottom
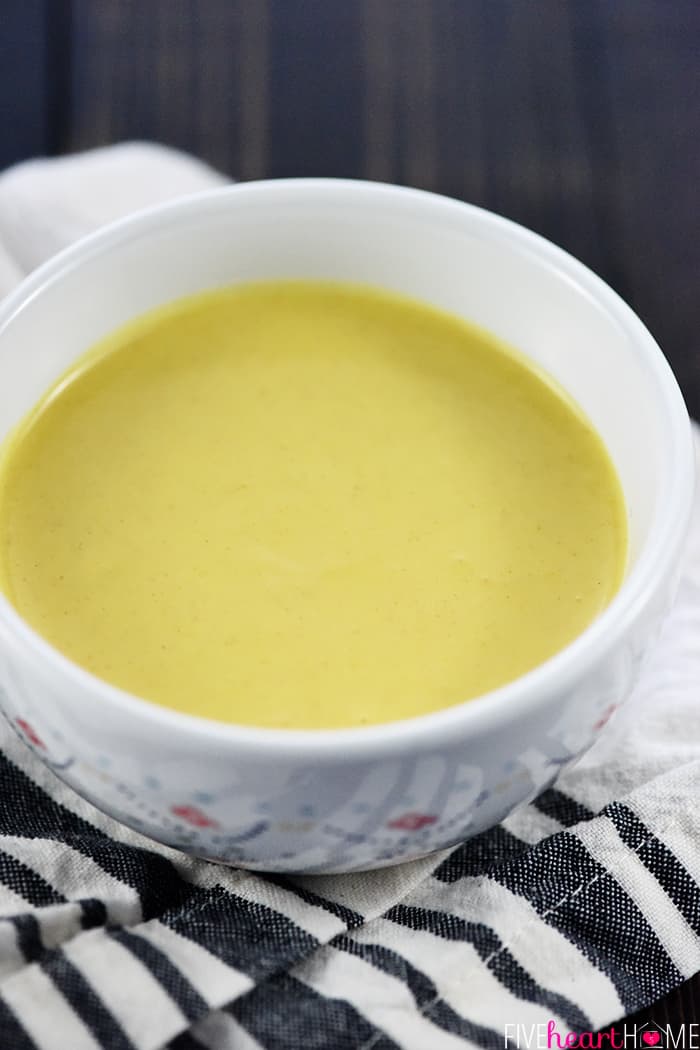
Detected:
left=0, top=180, right=693, bottom=873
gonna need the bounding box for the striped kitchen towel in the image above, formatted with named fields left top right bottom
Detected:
left=0, top=144, right=699, bottom=1050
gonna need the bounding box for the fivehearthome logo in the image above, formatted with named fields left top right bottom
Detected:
left=504, top=1020, right=700, bottom=1049
left=638, top=1023, right=666, bottom=1049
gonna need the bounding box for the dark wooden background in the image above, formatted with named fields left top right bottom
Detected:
left=1, top=0, right=699, bottom=1028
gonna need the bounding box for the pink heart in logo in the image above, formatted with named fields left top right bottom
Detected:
left=642, top=1034, right=660, bottom=1047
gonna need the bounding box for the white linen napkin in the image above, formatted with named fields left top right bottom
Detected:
left=0, top=142, right=226, bottom=291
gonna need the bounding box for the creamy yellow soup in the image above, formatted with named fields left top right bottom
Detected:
left=0, top=281, right=626, bottom=728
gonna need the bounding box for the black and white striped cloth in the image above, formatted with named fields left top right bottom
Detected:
left=0, top=145, right=699, bottom=1050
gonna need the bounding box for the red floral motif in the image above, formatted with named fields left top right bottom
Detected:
left=388, top=812, right=437, bottom=831
left=170, top=804, right=219, bottom=829
left=593, top=705, right=617, bottom=732
left=16, top=718, right=45, bottom=750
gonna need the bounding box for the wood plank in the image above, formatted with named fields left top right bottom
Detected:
left=0, top=0, right=50, bottom=168
left=583, top=0, right=700, bottom=408
left=431, top=0, right=608, bottom=274
left=266, top=0, right=364, bottom=178
left=68, top=0, right=270, bottom=178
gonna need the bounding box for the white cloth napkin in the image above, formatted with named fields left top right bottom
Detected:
left=0, top=143, right=698, bottom=1050
left=0, top=142, right=226, bottom=292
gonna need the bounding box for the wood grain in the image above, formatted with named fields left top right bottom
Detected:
left=0, top=1, right=50, bottom=169
left=0, top=0, right=699, bottom=1024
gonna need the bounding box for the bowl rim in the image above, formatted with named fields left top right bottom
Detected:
left=0, top=177, right=694, bottom=757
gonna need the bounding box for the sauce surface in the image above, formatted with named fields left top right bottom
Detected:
left=0, top=281, right=627, bottom=728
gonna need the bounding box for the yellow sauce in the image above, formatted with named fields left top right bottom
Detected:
left=0, top=281, right=627, bottom=728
